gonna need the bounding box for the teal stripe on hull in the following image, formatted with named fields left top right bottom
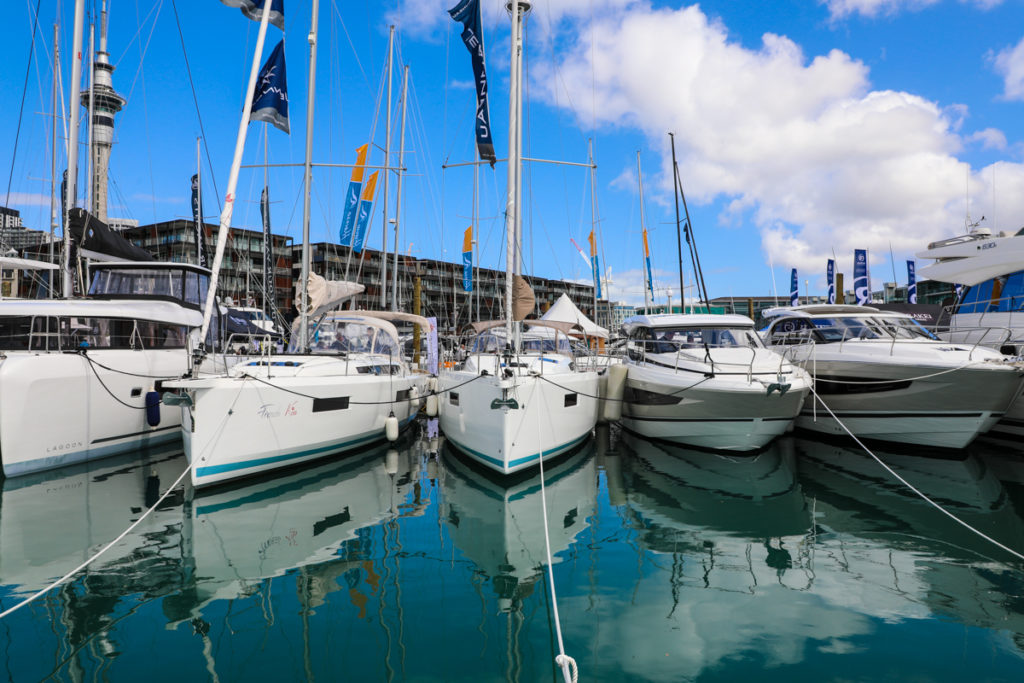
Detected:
left=3, top=429, right=182, bottom=478
left=195, top=414, right=417, bottom=479
left=447, top=431, right=591, bottom=473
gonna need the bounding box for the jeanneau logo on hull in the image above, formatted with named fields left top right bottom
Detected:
left=47, top=441, right=83, bottom=453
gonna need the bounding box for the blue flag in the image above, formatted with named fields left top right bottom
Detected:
left=251, top=41, right=289, bottom=134
left=826, top=259, right=835, bottom=305
left=352, top=199, right=373, bottom=254
left=790, top=268, right=798, bottom=307
left=339, top=181, right=361, bottom=246
left=261, top=187, right=276, bottom=315
left=448, top=0, right=496, bottom=166
left=190, top=174, right=210, bottom=269
left=462, top=227, right=473, bottom=292
left=906, top=260, right=917, bottom=304
left=854, top=249, right=870, bottom=305
left=220, top=0, right=285, bottom=31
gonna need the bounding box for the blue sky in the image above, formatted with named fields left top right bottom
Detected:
left=4, top=0, right=1024, bottom=307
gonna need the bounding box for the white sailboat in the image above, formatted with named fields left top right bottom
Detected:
left=436, top=0, right=601, bottom=475
left=163, top=1, right=427, bottom=488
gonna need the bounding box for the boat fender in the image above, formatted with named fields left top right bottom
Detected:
left=385, top=413, right=400, bottom=442
left=603, top=364, right=627, bottom=422
left=425, top=393, right=439, bottom=417
left=145, top=390, right=161, bottom=427
left=385, top=449, right=399, bottom=475
left=409, top=385, right=421, bottom=410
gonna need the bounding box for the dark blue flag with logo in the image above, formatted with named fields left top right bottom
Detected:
left=906, top=260, right=917, bottom=304
left=261, top=187, right=276, bottom=315
left=789, top=268, right=798, bottom=307
left=339, top=145, right=368, bottom=247
left=826, top=259, right=835, bottom=304
left=190, top=174, right=210, bottom=269
left=448, top=0, right=496, bottom=166
left=352, top=171, right=379, bottom=254
left=220, top=0, right=285, bottom=31
left=854, top=249, right=870, bottom=305
left=251, top=40, right=289, bottom=134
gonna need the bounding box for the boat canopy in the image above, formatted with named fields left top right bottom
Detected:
left=760, top=304, right=881, bottom=319
left=621, top=313, right=754, bottom=336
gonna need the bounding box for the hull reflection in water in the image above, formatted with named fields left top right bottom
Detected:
left=439, top=439, right=597, bottom=611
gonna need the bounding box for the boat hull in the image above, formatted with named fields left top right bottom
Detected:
left=620, top=363, right=809, bottom=451
left=437, top=369, right=599, bottom=475
left=176, top=371, right=425, bottom=488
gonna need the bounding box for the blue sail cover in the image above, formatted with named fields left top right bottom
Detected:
left=250, top=40, right=289, bottom=134
left=854, top=249, right=870, bottom=305
left=220, top=0, right=285, bottom=31
left=790, top=268, right=798, bottom=307
left=448, top=0, right=496, bottom=166
left=190, top=174, right=209, bottom=269
left=907, top=260, right=917, bottom=304
left=826, top=259, right=835, bottom=304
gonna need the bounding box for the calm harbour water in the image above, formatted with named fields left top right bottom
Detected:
left=2, top=421, right=1023, bottom=682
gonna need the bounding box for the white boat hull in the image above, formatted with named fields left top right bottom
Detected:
left=437, top=369, right=599, bottom=475
left=0, top=350, right=186, bottom=477
left=176, top=368, right=426, bottom=488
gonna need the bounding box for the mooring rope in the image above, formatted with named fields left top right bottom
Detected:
left=809, top=386, right=1024, bottom=563
left=534, top=385, right=579, bottom=683
left=0, top=463, right=192, bottom=620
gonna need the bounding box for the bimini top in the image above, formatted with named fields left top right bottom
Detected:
left=761, top=304, right=882, bottom=319
left=620, top=313, right=754, bottom=336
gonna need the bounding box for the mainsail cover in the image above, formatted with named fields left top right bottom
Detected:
left=299, top=272, right=364, bottom=321
left=512, top=274, right=535, bottom=321
left=68, top=209, right=155, bottom=262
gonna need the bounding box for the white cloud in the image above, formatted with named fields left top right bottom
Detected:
left=822, top=0, right=1001, bottom=21
left=529, top=3, right=1024, bottom=276
left=993, top=36, right=1024, bottom=101
left=967, top=127, right=1007, bottom=150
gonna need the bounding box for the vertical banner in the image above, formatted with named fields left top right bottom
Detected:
left=643, top=229, right=654, bottom=296
left=462, top=226, right=473, bottom=292
left=261, top=187, right=276, bottom=315
left=789, top=268, right=799, bottom=307
left=351, top=171, right=380, bottom=254
left=448, top=0, right=496, bottom=166
left=588, top=230, right=602, bottom=299
left=826, top=259, right=835, bottom=305
left=339, top=144, right=368, bottom=247
left=191, top=174, right=210, bottom=269
left=906, top=260, right=917, bottom=304
left=854, top=249, right=870, bottom=305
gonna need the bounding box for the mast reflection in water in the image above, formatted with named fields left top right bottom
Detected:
left=1, top=422, right=1023, bottom=681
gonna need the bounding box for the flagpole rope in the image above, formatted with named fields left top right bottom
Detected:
left=808, top=386, right=1024, bottom=564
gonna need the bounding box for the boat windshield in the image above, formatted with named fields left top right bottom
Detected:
left=468, top=328, right=571, bottom=354
left=634, top=326, right=762, bottom=353
left=805, top=316, right=936, bottom=342
left=308, top=320, right=400, bottom=356
left=89, top=267, right=208, bottom=307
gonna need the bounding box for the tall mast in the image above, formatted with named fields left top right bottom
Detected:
left=63, top=0, right=86, bottom=297
left=380, top=26, right=394, bottom=309
left=588, top=139, right=598, bottom=324
left=504, top=1, right=529, bottom=343
left=637, top=151, right=650, bottom=314
left=669, top=132, right=685, bottom=310
left=473, top=149, right=479, bottom=321
left=390, top=64, right=409, bottom=312
left=49, top=22, right=59, bottom=295
left=298, top=0, right=320, bottom=350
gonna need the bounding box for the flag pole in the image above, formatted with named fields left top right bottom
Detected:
left=198, top=0, right=274, bottom=357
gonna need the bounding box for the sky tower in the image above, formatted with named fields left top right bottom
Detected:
left=81, top=0, right=124, bottom=223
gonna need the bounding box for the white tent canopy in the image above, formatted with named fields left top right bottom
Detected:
left=540, top=293, right=608, bottom=339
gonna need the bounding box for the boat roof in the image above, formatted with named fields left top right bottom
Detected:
left=761, top=304, right=882, bottom=319
left=0, top=298, right=203, bottom=325
left=621, top=313, right=754, bottom=333
left=90, top=261, right=212, bottom=276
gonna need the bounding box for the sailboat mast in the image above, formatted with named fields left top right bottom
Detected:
left=299, top=0, right=321, bottom=352
left=380, top=26, right=394, bottom=309
left=504, top=1, right=528, bottom=343
left=588, top=140, right=598, bottom=324
left=49, top=23, right=59, bottom=295
left=637, top=151, right=650, bottom=314
left=198, top=0, right=275, bottom=347
left=668, top=132, right=685, bottom=312
left=63, top=0, right=86, bottom=297
left=390, top=64, right=409, bottom=312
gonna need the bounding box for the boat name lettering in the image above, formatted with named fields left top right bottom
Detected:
left=980, top=241, right=996, bottom=250
left=46, top=441, right=83, bottom=453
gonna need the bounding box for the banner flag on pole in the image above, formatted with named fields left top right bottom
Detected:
left=261, top=187, right=276, bottom=314
left=462, top=226, right=473, bottom=292
left=854, top=249, right=870, bottom=305
left=589, top=230, right=602, bottom=299
left=569, top=238, right=591, bottom=267
left=339, top=144, right=368, bottom=247
left=826, top=259, right=835, bottom=305
left=250, top=40, right=289, bottom=134
left=448, top=0, right=496, bottom=166
left=220, top=0, right=285, bottom=31
left=351, top=171, right=379, bottom=254
left=906, top=260, right=917, bottom=304
left=191, top=174, right=210, bottom=269
left=790, top=268, right=799, bottom=307
left=643, top=229, right=654, bottom=296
